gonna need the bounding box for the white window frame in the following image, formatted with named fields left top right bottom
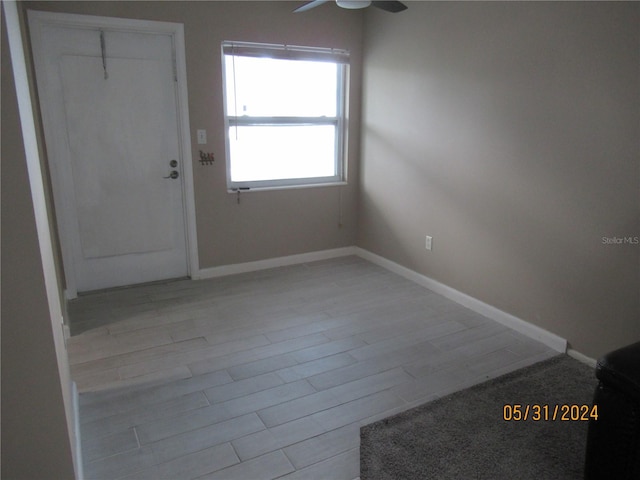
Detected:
left=221, top=41, right=350, bottom=191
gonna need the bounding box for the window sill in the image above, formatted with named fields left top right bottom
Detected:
left=227, top=181, right=347, bottom=194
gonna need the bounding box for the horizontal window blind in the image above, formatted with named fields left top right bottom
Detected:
left=222, top=41, right=350, bottom=64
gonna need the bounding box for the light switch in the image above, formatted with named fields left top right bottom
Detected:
left=426, top=235, right=433, bottom=251
left=197, top=129, right=207, bottom=145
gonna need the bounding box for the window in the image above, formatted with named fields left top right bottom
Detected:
left=222, top=41, right=350, bottom=190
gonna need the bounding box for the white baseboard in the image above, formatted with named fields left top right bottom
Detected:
left=354, top=247, right=568, bottom=354
left=72, top=381, right=84, bottom=480
left=193, top=246, right=358, bottom=280
left=63, top=323, right=71, bottom=342
left=567, top=348, right=597, bottom=368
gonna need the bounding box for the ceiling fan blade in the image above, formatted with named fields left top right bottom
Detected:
left=293, top=0, right=330, bottom=13
left=371, top=1, right=408, bottom=13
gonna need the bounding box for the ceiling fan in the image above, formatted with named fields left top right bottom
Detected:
left=294, top=0, right=408, bottom=13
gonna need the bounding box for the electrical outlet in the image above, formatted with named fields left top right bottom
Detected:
left=425, top=235, right=433, bottom=251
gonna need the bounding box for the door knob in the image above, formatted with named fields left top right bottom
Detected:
left=164, top=170, right=179, bottom=179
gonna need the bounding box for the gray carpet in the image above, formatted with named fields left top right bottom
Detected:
left=360, top=355, right=598, bottom=480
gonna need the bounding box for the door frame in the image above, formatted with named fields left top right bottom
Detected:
left=29, top=10, right=200, bottom=299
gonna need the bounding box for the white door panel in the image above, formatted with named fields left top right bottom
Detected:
left=61, top=55, right=177, bottom=259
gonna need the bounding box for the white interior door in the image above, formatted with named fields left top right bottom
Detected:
left=30, top=14, right=192, bottom=294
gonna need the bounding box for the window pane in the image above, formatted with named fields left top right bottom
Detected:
left=225, top=56, right=337, bottom=117
left=229, top=125, right=336, bottom=182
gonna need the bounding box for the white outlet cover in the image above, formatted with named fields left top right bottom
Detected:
left=197, top=129, right=207, bottom=145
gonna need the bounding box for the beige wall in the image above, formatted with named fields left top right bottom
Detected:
left=359, top=1, right=639, bottom=359
left=1, top=5, right=76, bottom=478
left=23, top=0, right=363, bottom=270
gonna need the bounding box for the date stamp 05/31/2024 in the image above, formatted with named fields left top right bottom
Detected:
left=503, top=404, right=598, bottom=422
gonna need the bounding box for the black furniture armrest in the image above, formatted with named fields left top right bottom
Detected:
left=584, top=341, right=640, bottom=480
left=595, top=341, right=640, bottom=403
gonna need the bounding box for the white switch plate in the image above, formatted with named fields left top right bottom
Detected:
left=197, top=129, right=207, bottom=145
left=425, top=235, right=433, bottom=251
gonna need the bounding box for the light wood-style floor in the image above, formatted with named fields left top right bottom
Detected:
left=67, top=256, right=557, bottom=480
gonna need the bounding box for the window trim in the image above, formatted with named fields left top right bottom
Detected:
left=221, top=41, right=349, bottom=191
